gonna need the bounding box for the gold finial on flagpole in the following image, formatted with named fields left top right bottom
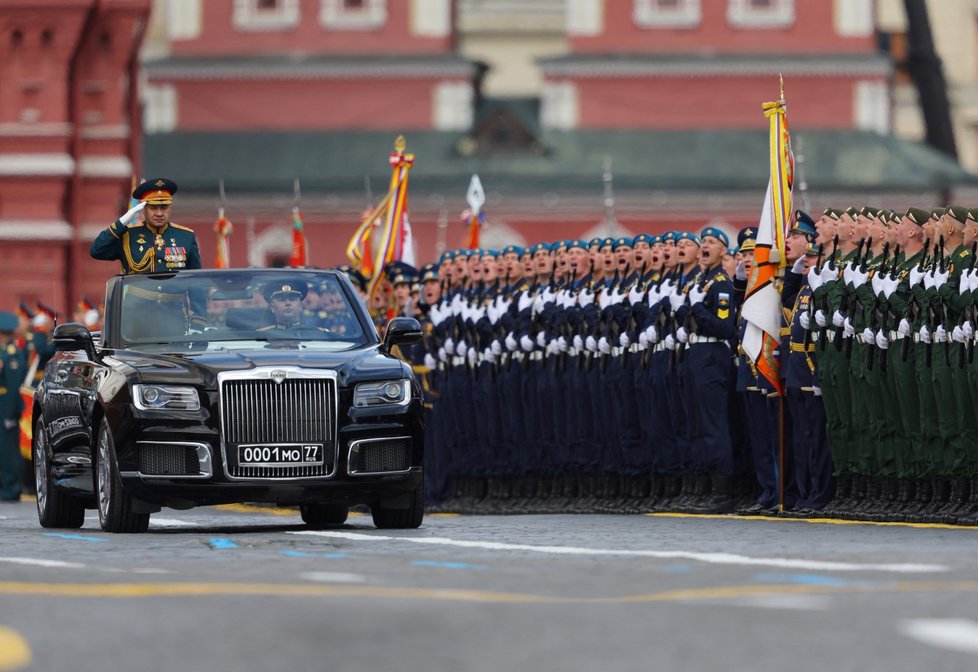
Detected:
left=394, top=134, right=406, bottom=155
left=779, top=73, right=784, bottom=102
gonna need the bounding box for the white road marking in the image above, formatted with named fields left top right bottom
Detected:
left=899, top=619, right=978, bottom=653
left=290, top=531, right=948, bottom=573
left=299, top=571, right=368, bottom=584
left=0, top=557, right=85, bottom=569
left=150, top=518, right=199, bottom=528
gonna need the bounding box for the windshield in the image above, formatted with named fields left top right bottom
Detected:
left=114, top=270, right=369, bottom=350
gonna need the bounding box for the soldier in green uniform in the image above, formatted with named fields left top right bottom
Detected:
left=90, top=178, right=201, bottom=274
left=0, top=312, right=24, bottom=501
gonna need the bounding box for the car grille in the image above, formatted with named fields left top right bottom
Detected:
left=138, top=443, right=200, bottom=476
left=221, top=376, right=336, bottom=479
left=349, top=437, right=411, bottom=475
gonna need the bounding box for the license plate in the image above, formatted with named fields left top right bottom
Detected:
left=237, top=444, right=323, bottom=466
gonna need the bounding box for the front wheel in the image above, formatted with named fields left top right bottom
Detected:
left=96, top=418, right=149, bottom=533
left=371, top=483, right=424, bottom=530
left=34, top=415, right=84, bottom=529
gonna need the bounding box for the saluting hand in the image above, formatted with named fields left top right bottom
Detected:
left=118, top=200, right=146, bottom=226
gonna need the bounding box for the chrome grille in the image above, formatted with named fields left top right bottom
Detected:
left=349, top=437, right=411, bottom=475
left=220, top=373, right=337, bottom=479
left=138, top=443, right=200, bottom=476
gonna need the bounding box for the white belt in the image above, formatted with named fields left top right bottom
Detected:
left=451, top=356, right=464, bottom=366
left=688, top=334, right=721, bottom=344
left=529, top=351, right=543, bottom=361
left=511, top=351, right=525, bottom=362
left=890, top=331, right=906, bottom=341
left=628, top=343, right=640, bottom=353
left=611, top=346, right=622, bottom=357
left=568, top=347, right=579, bottom=357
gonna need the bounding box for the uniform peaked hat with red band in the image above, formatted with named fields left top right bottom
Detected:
left=133, top=178, right=178, bottom=205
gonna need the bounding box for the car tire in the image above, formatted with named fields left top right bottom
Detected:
left=33, top=415, right=84, bottom=529
left=95, top=417, right=149, bottom=533
left=371, top=483, right=424, bottom=530
left=300, top=502, right=349, bottom=528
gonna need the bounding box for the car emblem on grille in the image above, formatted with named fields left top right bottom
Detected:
left=270, top=370, right=287, bottom=385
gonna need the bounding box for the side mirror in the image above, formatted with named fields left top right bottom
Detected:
left=53, top=322, right=97, bottom=361
left=383, top=317, right=422, bottom=351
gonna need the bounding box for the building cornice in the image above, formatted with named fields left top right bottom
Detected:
left=0, top=123, right=72, bottom=138
left=539, top=53, right=891, bottom=78
left=0, top=220, right=72, bottom=240
left=144, top=54, right=478, bottom=81
left=0, top=153, right=74, bottom=176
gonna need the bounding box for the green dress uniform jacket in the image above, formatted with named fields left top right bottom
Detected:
left=90, top=219, right=202, bottom=274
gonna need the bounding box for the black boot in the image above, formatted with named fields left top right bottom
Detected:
left=689, top=474, right=735, bottom=515
left=906, top=479, right=933, bottom=522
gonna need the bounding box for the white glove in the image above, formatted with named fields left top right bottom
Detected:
left=520, top=335, right=534, bottom=352
left=619, top=332, right=630, bottom=348
left=545, top=341, right=557, bottom=356
left=456, top=339, right=467, bottom=356
left=909, top=266, right=927, bottom=287
left=467, top=348, right=477, bottom=366
left=598, top=337, right=611, bottom=354
left=598, top=290, right=612, bottom=310
left=932, top=267, right=950, bottom=288
left=486, top=304, right=498, bottom=323
left=964, top=320, right=975, bottom=340
left=445, top=337, right=455, bottom=354
left=676, top=327, right=689, bottom=343
left=647, top=325, right=659, bottom=343
left=518, top=292, right=533, bottom=312
left=647, top=286, right=661, bottom=307
left=808, top=266, right=824, bottom=292
left=791, top=256, right=805, bottom=274
left=556, top=336, right=568, bottom=353
left=898, top=318, right=912, bottom=337
left=578, top=289, right=595, bottom=307
left=815, top=310, right=827, bottom=328
left=735, top=262, right=747, bottom=281
left=639, top=332, right=650, bottom=349
left=832, top=310, right=845, bottom=328
left=585, top=335, right=597, bottom=352
left=483, top=347, right=495, bottom=364
left=491, top=340, right=502, bottom=356
left=437, top=347, right=448, bottom=363
left=532, top=293, right=546, bottom=312
left=882, top=274, right=900, bottom=299
left=628, top=286, right=643, bottom=305
left=664, top=334, right=676, bottom=350
left=919, top=325, right=931, bottom=344
left=842, top=262, right=856, bottom=285
left=812, top=385, right=823, bottom=396
left=875, top=331, right=889, bottom=350
left=536, top=331, right=546, bottom=348
left=935, top=325, right=948, bottom=343
left=505, top=333, right=518, bottom=351
left=850, top=266, right=869, bottom=288
left=424, top=353, right=437, bottom=370
left=688, top=285, right=706, bottom=305
left=862, top=328, right=874, bottom=344
left=573, top=334, right=584, bottom=350
left=871, top=271, right=885, bottom=297
left=953, top=325, right=965, bottom=344
left=118, top=200, right=146, bottom=225
left=843, top=317, right=854, bottom=339
left=668, top=290, right=685, bottom=312
left=799, top=310, right=811, bottom=330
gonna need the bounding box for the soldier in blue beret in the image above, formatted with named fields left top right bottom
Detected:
left=0, top=312, right=24, bottom=501
left=91, top=178, right=201, bottom=274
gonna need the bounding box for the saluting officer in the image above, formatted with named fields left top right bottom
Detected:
left=91, top=178, right=201, bottom=274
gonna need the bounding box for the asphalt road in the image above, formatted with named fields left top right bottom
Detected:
left=1, top=499, right=978, bottom=672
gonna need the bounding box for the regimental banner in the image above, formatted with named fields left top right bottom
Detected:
left=289, top=206, right=307, bottom=268
left=742, top=94, right=793, bottom=395
left=214, top=207, right=232, bottom=269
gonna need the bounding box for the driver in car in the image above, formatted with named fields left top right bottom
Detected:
left=259, top=281, right=329, bottom=332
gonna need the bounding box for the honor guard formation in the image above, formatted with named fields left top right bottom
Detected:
left=342, top=205, right=978, bottom=525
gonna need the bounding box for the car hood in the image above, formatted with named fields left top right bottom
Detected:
left=108, top=346, right=408, bottom=388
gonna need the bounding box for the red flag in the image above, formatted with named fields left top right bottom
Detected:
left=289, top=206, right=307, bottom=267
left=214, top=207, right=232, bottom=269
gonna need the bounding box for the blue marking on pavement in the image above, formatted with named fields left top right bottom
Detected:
left=662, top=565, right=692, bottom=574
left=412, top=560, right=484, bottom=570
left=753, top=573, right=865, bottom=587
left=209, top=538, right=238, bottom=550
left=43, top=533, right=107, bottom=542
left=281, top=551, right=349, bottom=559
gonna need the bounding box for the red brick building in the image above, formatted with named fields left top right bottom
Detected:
left=1, top=0, right=974, bottom=313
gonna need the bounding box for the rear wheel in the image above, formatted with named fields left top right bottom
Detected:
left=300, top=502, right=348, bottom=528
left=33, top=415, right=84, bottom=529
left=371, top=483, right=424, bottom=529
left=96, top=418, right=149, bottom=533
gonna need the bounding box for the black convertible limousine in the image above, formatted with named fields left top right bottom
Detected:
left=31, top=269, right=424, bottom=532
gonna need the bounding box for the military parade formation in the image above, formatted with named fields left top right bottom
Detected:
left=4, top=175, right=978, bottom=527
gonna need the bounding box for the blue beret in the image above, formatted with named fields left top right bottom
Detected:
left=439, top=250, right=455, bottom=262
left=675, top=231, right=701, bottom=245
left=588, top=237, right=602, bottom=248
left=737, top=226, right=757, bottom=247
left=612, top=236, right=634, bottom=250
left=727, top=247, right=737, bottom=256
left=480, top=249, right=499, bottom=258
left=791, top=210, right=817, bottom=239
left=0, top=311, right=17, bottom=332
left=661, top=231, right=677, bottom=242
left=600, top=237, right=615, bottom=249
left=633, top=233, right=652, bottom=245
left=421, top=264, right=438, bottom=282
left=530, top=242, right=552, bottom=255
left=501, top=244, right=525, bottom=256
left=567, top=240, right=588, bottom=251
left=650, top=235, right=663, bottom=244
left=700, top=226, right=729, bottom=247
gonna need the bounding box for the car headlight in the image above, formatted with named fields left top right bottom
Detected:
left=133, top=384, right=201, bottom=411
left=353, top=380, right=410, bottom=408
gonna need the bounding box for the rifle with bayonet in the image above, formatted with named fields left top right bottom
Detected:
left=874, top=244, right=900, bottom=373
left=620, top=262, right=648, bottom=367
left=815, top=235, right=840, bottom=352
left=834, top=237, right=869, bottom=352
left=592, top=269, right=620, bottom=374
left=865, top=242, right=893, bottom=371
left=957, top=242, right=978, bottom=368
left=924, top=238, right=945, bottom=368
left=900, top=238, right=930, bottom=363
